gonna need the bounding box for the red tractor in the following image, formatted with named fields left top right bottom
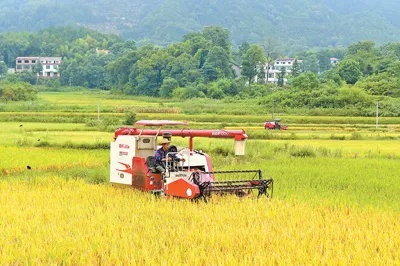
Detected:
left=110, top=120, right=273, bottom=201
left=264, top=119, right=288, bottom=130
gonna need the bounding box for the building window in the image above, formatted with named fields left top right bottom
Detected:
left=24, top=60, right=29, bottom=63
left=32, top=60, right=36, bottom=64
left=288, top=62, right=292, bottom=64
left=46, top=65, right=50, bottom=69
left=17, top=60, right=22, bottom=63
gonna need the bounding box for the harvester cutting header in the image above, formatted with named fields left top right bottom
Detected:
left=110, top=120, right=273, bottom=201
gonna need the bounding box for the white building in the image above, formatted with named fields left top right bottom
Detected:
left=255, top=58, right=303, bottom=84
left=15, top=56, right=62, bottom=78
left=330, top=57, right=339, bottom=66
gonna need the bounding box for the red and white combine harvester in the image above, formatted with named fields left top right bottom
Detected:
left=110, top=120, right=273, bottom=201
left=264, top=119, right=288, bottom=130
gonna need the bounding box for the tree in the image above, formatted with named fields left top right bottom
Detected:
left=110, top=40, right=136, bottom=57
left=345, top=41, right=380, bottom=76
left=19, top=71, right=37, bottom=85
left=347, top=41, right=377, bottom=56
left=32, top=61, right=43, bottom=76
left=59, top=60, right=82, bottom=86
left=0, top=82, right=37, bottom=101
left=202, top=26, right=231, bottom=53
left=182, top=33, right=210, bottom=56
left=0, top=61, right=7, bottom=77
left=292, top=72, right=319, bottom=90
left=241, top=45, right=265, bottom=84
left=132, top=49, right=172, bottom=96
left=207, top=84, right=225, bottom=99
left=290, top=58, right=301, bottom=77
left=106, top=50, right=139, bottom=87
left=167, top=53, right=196, bottom=86
left=172, top=86, right=205, bottom=99
left=233, top=42, right=250, bottom=64
left=338, top=60, right=362, bottom=84
left=303, top=54, right=319, bottom=73
left=261, top=38, right=281, bottom=85
left=257, top=67, right=266, bottom=84
left=338, top=86, right=371, bottom=106
left=277, top=67, right=286, bottom=86
left=356, top=72, right=400, bottom=97
left=317, top=49, right=332, bottom=72
left=201, top=46, right=233, bottom=82
left=160, top=78, right=179, bottom=98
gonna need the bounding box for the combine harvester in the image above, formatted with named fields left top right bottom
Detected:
left=110, top=120, right=273, bottom=201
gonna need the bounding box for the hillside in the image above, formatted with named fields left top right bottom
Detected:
left=1, top=0, right=400, bottom=50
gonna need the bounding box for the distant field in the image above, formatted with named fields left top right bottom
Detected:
left=0, top=91, right=400, bottom=264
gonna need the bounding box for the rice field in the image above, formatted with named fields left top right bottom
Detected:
left=0, top=91, right=400, bottom=264
left=0, top=178, right=399, bottom=265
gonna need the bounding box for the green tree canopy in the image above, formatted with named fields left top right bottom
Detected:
left=241, top=44, right=265, bottom=84
left=338, top=60, right=362, bottom=84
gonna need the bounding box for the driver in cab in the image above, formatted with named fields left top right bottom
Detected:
left=154, top=138, right=185, bottom=175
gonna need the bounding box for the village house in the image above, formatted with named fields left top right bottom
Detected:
left=15, top=56, right=62, bottom=78
left=255, top=58, right=303, bottom=84
left=330, top=57, right=339, bottom=66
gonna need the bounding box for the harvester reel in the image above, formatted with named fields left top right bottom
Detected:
left=191, top=170, right=273, bottom=202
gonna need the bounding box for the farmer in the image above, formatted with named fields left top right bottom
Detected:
left=154, top=138, right=185, bottom=175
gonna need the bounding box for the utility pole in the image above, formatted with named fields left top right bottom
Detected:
left=98, top=102, right=100, bottom=121
left=272, top=100, right=276, bottom=120
left=375, top=102, right=379, bottom=129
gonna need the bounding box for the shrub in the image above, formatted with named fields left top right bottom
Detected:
left=290, top=147, right=316, bottom=157
left=330, top=134, right=346, bottom=140
left=124, top=111, right=136, bottom=125
left=350, top=132, right=363, bottom=140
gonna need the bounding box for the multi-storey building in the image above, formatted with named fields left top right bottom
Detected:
left=15, top=57, right=39, bottom=72
left=15, top=56, right=62, bottom=78
left=255, top=58, right=303, bottom=84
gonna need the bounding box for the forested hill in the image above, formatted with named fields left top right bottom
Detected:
left=2, top=0, right=400, bottom=50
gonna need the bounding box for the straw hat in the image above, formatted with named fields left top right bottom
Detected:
left=160, top=138, right=171, bottom=144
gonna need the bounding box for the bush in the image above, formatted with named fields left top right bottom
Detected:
left=124, top=111, right=136, bottom=125
left=330, top=134, right=346, bottom=140
left=290, top=147, right=316, bottom=157
left=0, top=82, right=37, bottom=101
left=350, top=132, right=363, bottom=140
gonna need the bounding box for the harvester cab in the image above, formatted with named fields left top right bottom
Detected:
left=110, top=120, right=273, bottom=200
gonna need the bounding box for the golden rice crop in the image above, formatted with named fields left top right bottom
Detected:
left=0, top=177, right=399, bottom=265
left=0, top=146, right=108, bottom=175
